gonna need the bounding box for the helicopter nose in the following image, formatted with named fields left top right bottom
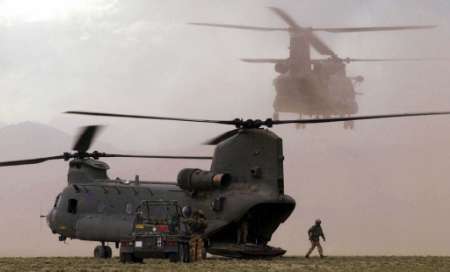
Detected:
left=45, top=209, right=56, bottom=230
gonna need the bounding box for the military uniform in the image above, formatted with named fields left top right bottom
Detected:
left=305, top=221, right=325, bottom=258
left=181, top=210, right=208, bottom=262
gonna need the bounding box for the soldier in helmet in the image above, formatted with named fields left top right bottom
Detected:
left=305, top=219, right=326, bottom=258
left=180, top=206, right=208, bottom=261
left=179, top=206, right=193, bottom=262
left=181, top=206, right=192, bottom=220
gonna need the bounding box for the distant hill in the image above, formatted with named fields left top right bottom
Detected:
left=0, top=122, right=84, bottom=256
left=0, top=122, right=72, bottom=158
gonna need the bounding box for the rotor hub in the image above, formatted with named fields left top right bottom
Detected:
left=233, top=118, right=273, bottom=129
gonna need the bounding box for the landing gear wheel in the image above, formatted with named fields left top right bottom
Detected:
left=94, top=246, right=104, bottom=258
left=94, top=245, right=112, bottom=259
left=104, top=246, right=112, bottom=258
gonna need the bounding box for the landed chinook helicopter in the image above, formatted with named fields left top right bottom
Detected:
left=191, top=7, right=438, bottom=128
left=2, top=110, right=450, bottom=260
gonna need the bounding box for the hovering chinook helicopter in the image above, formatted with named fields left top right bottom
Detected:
left=2, top=110, right=450, bottom=260
left=191, top=7, right=437, bottom=129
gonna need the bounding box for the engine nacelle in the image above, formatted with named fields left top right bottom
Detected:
left=177, top=168, right=230, bottom=191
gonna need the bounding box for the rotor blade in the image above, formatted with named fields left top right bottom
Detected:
left=313, top=25, right=436, bottom=33
left=267, top=6, right=337, bottom=56
left=268, top=7, right=300, bottom=28
left=268, top=5, right=336, bottom=56
left=65, top=111, right=237, bottom=126
left=0, top=155, right=66, bottom=167
left=66, top=111, right=450, bottom=128
left=307, top=32, right=336, bottom=56
left=189, top=22, right=288, bottom=32
left=272, top=112, right=450, bottom=125
left=241, top=58, right=286, bottom=63
left=343, top=57, right=450, bottom=63
left=72, top=125, right=103, bottom=153
left=269, top=7, right=336, bottom=56
left=311, top=57, right=450, bottom=64
left=204, top=129, right=240, bottom=145
left=99, top=154, right=212, bottom=160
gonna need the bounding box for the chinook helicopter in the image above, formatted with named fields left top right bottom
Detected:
left=191, top=7, right=437, bottom=129
left=2, top=110, right=450, bottom=260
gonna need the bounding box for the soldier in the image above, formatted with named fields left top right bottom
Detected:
left=190, top=210, right=208, bottom=234
left=190, top=209, right=207, bottom=260
left=179, top=206, right=193, bottom=262
left=237, top=213, right=251, bottom=244
left=305, top=219, right=326, bottom=258
left=180, top=207, right=208, bottom=262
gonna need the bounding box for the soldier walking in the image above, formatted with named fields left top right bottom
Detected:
left=305, top=219, right=326, bottom=258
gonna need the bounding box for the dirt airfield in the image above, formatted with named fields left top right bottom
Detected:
left=1, top=256, right=450, bottom=272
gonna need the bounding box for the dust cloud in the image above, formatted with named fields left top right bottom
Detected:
left=1, top=0, right=450, bottom=256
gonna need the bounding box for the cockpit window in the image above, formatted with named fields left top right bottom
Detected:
left=53, top=194, right=62, bottom=208
left=68, top=199, right=78, bottom=214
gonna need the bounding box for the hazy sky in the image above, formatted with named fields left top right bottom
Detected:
left=1, top=0, right=450, bottom=151
left=1, top=0, right=450, bottom=256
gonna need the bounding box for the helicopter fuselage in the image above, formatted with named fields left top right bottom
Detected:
left=273, top=70, right=358, bottom=118
left=269, top=34, right=361, bottom=121
left=46, top=128, right=296, bottom=258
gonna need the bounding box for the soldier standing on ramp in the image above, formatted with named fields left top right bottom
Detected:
left=305, top=219, right=326, bottom=258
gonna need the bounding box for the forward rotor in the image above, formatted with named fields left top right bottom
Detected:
left=0, top=125, right=212, bottom=167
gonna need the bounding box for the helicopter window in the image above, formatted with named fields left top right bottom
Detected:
left=67, top=199, right=78, bottom=214
left=53, top=194, right=61, bottom=208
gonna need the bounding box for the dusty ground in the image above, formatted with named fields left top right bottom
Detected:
left=0, top=256, right=449, bottom=272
